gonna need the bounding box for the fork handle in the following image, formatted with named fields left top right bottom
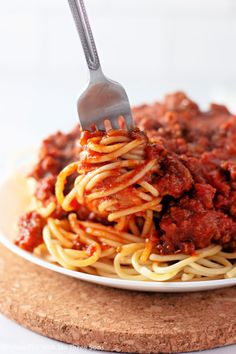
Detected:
left=68, top=0, right=101, bottom=72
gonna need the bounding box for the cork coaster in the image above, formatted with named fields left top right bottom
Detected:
left=0, top=244, right=236, bottom=353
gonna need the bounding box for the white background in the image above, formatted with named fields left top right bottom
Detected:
left=0, top=0, right=236, bottom=353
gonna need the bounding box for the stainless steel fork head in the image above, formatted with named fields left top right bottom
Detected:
left=78, top=70, right=134, bottom=131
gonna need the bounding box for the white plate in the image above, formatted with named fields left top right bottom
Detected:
left=1, top=171, right=236, bottom=292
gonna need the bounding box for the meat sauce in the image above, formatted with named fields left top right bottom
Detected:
left=134, top=92, right=236, bottom=253
left=15, top=211, right=45, bottom=252
left=16, top=92, right=236, bottom=255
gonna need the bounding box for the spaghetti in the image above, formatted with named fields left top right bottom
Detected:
left=16, top=124, right=236, bottom=282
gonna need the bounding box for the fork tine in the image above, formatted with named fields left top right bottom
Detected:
left=110, top=118, right=120, bottom=130
left=96, top=120, right=105, bottom=131
left=124, top=113, right=134, bottom=131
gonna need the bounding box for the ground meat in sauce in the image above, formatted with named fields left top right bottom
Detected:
left=16, top=92, right=236, bottom=254
left=153, top=155, right=193, bottom=198
left=30, top=125, right=82, bottom=206
left=134, top=92, right=236, bottom=254
left=158, top=194, right=236, bottom=254
left=16, top=211, right=45, bottom=252
left=29, top=124, right=93, bottom=220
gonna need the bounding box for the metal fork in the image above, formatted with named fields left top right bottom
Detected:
left=68, top=0, right=134, bottom=131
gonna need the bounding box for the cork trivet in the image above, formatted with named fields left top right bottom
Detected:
left=0, top=244, right=236, bottom=354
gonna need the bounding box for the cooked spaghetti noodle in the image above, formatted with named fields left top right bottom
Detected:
left=15, top=124, right=236, bottom=282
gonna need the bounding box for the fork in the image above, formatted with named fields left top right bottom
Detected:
left=68, top=0, right=134, bottom=131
